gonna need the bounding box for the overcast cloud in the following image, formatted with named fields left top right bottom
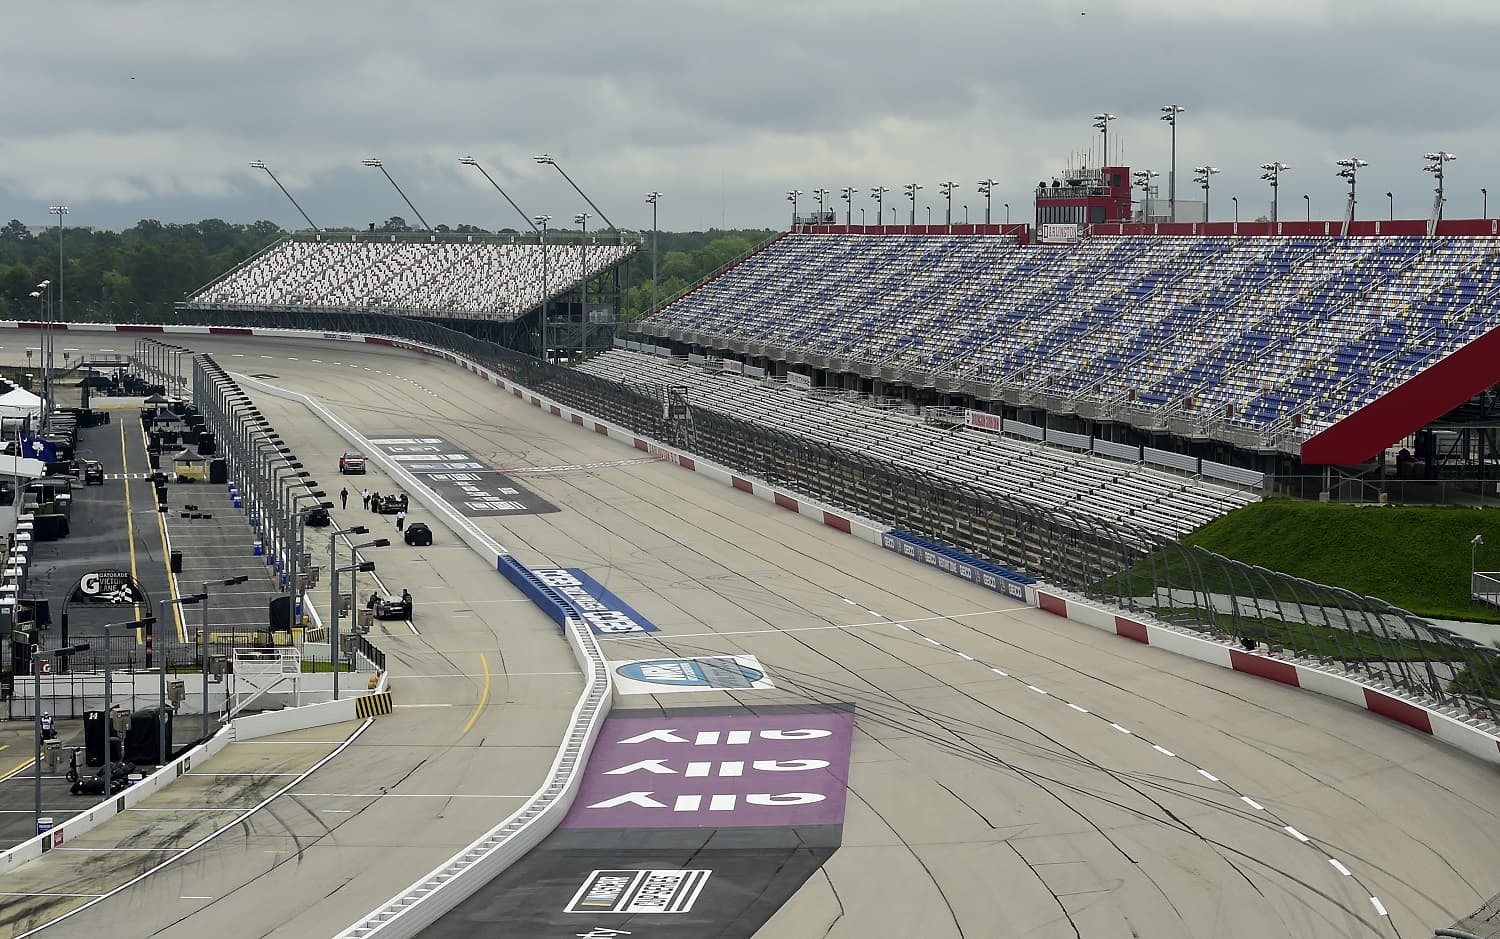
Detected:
left=3, top=0, right=1498, bottom=233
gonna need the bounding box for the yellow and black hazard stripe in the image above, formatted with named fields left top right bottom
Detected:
left=355, top=691, right=393, bottom=718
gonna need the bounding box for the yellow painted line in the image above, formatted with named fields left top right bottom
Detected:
left=145, top=420, right=186, bottom=642
left=1, top=756, right=36, bottom=781
left=121, top=421, right=143, bottom=638
left=460, top=653, right=491, bottom=737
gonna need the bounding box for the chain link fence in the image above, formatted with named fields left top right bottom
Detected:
left=162, top=306, right=1500, bottom=718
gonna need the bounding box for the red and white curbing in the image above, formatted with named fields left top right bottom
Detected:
left=14, top=320, right=1499, bottom=768
left=1041, top=589, right=1500, bottom=764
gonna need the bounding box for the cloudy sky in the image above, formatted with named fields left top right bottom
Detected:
left=3, top=0, right=1497, bottom=233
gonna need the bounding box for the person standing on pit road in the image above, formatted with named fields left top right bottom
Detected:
left=395, top=508, right=406, bottom=531
left=361, top=488, right=371, bottom=510
left=340, top=487, right=349, bottom=510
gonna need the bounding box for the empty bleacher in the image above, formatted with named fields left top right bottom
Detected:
left=194, top=238, right=635, bottom=320
left=640, top=233, right=1500, bottom=437
left=579, top=349, right=1257, bottom=540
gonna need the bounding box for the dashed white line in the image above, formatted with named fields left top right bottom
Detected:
left=1109, top=723, right=1132, bottom=735
left=1067, top=703, right=1089, bottom=714
left=841, top=598, right=857, bottom=605
left=990, top=667, right=1007, bottom=677
left=1369, top=897, right=1387, bottom=917
left=865, top=610, right=880, bottom=617
left=1284, top=826, right=1310, bottom=843
left=955, top=652, right=974, bottom=661
left=924, top=637, right=941, bottom=646
left=1241, top=796, right=1264, bottom=811
left=1153, top=744, right=1176, bottom=757
left=1027, top=685, right=1048, bottom=695
left=180, top=896, right=214, bottom=900
left=896, top=624, right=911, bottom=631
left=1328, top=858, right=1352, bottom=876
left=1197, top=769, right=1219, bottom=782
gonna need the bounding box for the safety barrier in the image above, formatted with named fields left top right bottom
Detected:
left=881, top=529, right=1035, bottom=602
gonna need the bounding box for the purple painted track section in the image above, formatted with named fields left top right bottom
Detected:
left=562, top=710, right=855, bottom=830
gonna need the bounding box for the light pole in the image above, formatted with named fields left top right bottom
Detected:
left=47, top=206, right=66, bottom=418
left=1484, top=188, right=1489, bottom=219
left=201, top=575, right=249, bottom=739
left=870, top=186, right=889, bottom=227
left=1004, top=202, right=1010, bottom=224
left=840, top=186, right=856, bottom=225
left=1133, top=170, right=1159, bottom=220
left=248, top=162, right=318, bottom=231
left=1424, top=151, right=1457, bottom=226
left=158, top=595, right=207, bottom=765
left=1304, top=194, right=1311, bottom=222
left=1193, top=166, right=1219, bottom=221
left=1160, top=104, right=1185, bottom=221
left=645, top=192, right=661, bottom=313
left=35, top=279, right=51, bottom=420
left=458, top=156, right=539, bottom=232
left=33, top=643, right=88, bottom=833
left=786, top=189, right=802, bottom=228
left=102, top=617, right=153, bottom=806
left=360, top=158, right=432, bottom=232
left=1092, top=112, right=1116, bottom=166
left=1387, top=192, right=1394, bottom=221
left=575, top=212, right=591, bottom=360
left=533, top=154, right=617, bottom=232
left=977, top=178, right=997, bottom=224
left=903, top=183, right=922, bottom=225
left=534, top=214, right=552, bottom=361
left=1260, top=162, right=1289, bottom=224
left=1232, top=195, right=1239, bottom=224
left=939, top=180, right=958, bottom=230
left=331, top=537, right=386, bottom=700
left=327, top=525, right=369, bottom=699
left=290, top=494, right=333, bottom=629
left=1336, top=157, right=1368, bottom=222
left=812, top=187, right=829, bottom=222
left=1472, top=534, right=1485, bottom=586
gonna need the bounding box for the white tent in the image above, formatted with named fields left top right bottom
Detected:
left=0, top=387, right=41, bottom=421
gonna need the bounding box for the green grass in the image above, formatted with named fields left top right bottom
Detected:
left=1183, top=499, right=1500, bottom=625
left=1149, top=606, right=1461, bottom=662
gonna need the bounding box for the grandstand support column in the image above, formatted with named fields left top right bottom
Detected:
left=575, top=212, right=591, bottom=361
left=361, top=158, right=433, bottom=232
left=459, top=157, right=539, bottom=233
left=1160, top=104, right=1185, bottom=221
left=248, top=162, right=319, bottom=231
left=534, top=215, right=552, bottom=363
left=645, top=192, right=661, bottom=314
left=534, top=154, right=617, bottom=233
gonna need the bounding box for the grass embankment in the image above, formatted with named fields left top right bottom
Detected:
left=1184, top=499, right=1500, bottom=625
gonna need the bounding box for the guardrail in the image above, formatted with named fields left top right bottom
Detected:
left=1473, top=572, right=1500, bottom=610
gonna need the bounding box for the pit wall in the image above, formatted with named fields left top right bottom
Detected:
left=14, top=325, right=1500, bottom=773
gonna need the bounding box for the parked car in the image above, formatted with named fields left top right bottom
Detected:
left=82, top=460, right=104, bottom=485
left=374, top=493, right=408, bottom=514
left=403, top=521, right=432, bottom=546
left=305, top=506, right=332, bottom=527
left=339, top=451, right=367, bottom=474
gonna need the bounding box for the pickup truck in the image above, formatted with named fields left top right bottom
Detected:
left=339, top=451, right=367, bottom=475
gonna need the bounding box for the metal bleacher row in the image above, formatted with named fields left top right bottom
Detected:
left=641, top=233, right=1500, bottom=434
left=194, top=239, right=635, bottom=319
left=579, top=349, right=1257, bottom=540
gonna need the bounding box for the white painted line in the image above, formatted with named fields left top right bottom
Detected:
left=187, top=772, right=304, bottom=778
left=180, top=896, right=214, bottom=900
left=1240, top=796, right=1264, bottom=810
left=955, top=652, right=974, bottom=661
left=896, top=624, right=911, bottom=631
left=291, top=792, right=529, bottom=799
left=0, top=892, right=105, bottom=898
left=393, top=703, right=455, bottom=709
left=1027, top=685, right=1048, bottom=695
left=1369, top=897, right=1387, bottom=917
left=1196, top=769, right=1219, bottom=782
left=924, top=637, right=941, bottom=646
left=1109, top=723, right=1131, bottom=735
left=1067, top=703, right=1089, bottom=714
left=1284, top=826, right=1310, bottom=843
left=990, top=667, right=1007, bottom=677
left=322, top=809, right=354, bottom=814
left=865, top=610, right=880, bottom=617
left=1152, top=744, right=1175, bottom=757
left=842, top=598, right=857, bottom=605
left=1328, top=858, right=1352, bottom=876
left=604, top=608, right=1015, bottom=640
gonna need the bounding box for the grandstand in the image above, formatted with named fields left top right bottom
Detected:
left=634, top=230, right=1500, bottom=473
left=580, top=347, right=1257, bottom=540
left=187, top=230, right=638, bottom=357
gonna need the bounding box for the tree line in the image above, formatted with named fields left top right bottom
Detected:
left=0, top=217, right=776, bottom=323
